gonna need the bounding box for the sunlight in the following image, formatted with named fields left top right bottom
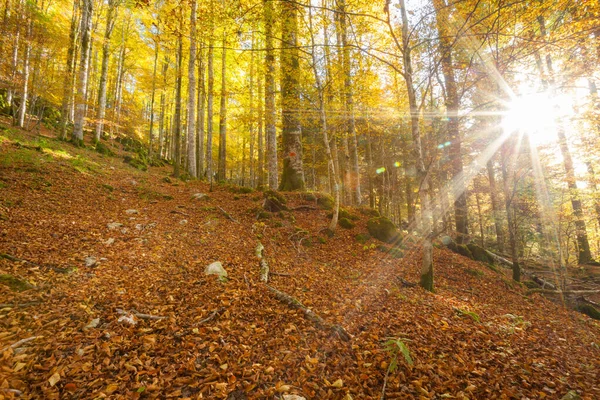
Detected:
left=501, top=92, right=573, bottom=145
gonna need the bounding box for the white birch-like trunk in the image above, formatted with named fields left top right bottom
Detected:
left=186, top=0, right=197, bottom=177
left=72, top=0, right=93, bottom=142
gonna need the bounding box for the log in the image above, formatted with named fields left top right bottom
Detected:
left=526, top=289, right=600, bottom=296
left=530, top=273, right=557, bottom=290
left=217, top=206, right=239, bottom=223
left=265, top=285, right=350, bottom=341
left=484, top=250, right=513, bottom=269
left=256, top=242, right=269, bottom=283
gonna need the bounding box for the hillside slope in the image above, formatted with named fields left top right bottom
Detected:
left=1, top=127, right=599, bottom=399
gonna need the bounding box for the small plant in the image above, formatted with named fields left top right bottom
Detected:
left=454, top=307, right=480, bottom=323
left=383, top=337, right=414, bottom=372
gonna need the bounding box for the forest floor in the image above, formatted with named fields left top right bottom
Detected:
left=0, top=121, right=599, bottom=399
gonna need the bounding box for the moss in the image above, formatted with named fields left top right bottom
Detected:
left=101, top=183, right=114, bottom=192
left=316, top=194, right=334, bottom=210
left=577, top=304, right=600, bottom=320
left=376, top=245, right=403, bottom=259
left=467, top=243, right=494, bottom=263
left=339, top=218, right=355, bottom=229
left=328, top=208, right=359, bottom=221
left=162, top=176, right=173, bottom=183
left=301, top=238, right=313, bottom=247
left=123, top=155, right=148, bottom=171
left=317, top=236, right=327, bottom=244
left=523, top=280, right=539, bottom=289
left=301, top=192, right=317, bottom=201
left=367, top=217, right=399, bottom=243
left=358, top=207, right=380, bottom=217
left=95, top=141, right=115, bottom=156
left=257, top=211, right=272, bottom=220
left=263, top=190, right=288, bottom=212
left=355, top=233, right=371, bottom=244
left=0, top=274, right=33, bottom=291
left=420, top=268, right=434, bottom=292
left=465, top=268, right=484, bottom=278
left=455, top=244, right=473, bottom=259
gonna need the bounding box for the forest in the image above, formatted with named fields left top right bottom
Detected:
left=0, top=0, right=600, bottom=398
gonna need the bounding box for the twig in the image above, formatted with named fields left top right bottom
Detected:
left=170, top=210, right=189, bottom=216
left=1, top=336, right=42, bottom=353
left=217, top=206, right=239, bottom=223
left=270, top=272, right=292, bottom=277
left=1, top=253, right=71, bottom=274
left=116, top=308, right=166, bottom=320
left=198, top=307, right=225, bottom=324
left=397, top=277, right=416, bottom=288
left=0, top=388, right=23, bottom=396
left=380, top=362, right=392, bottom=400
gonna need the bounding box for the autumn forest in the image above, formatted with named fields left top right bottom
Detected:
left=0, top=0, right=600, bottom=398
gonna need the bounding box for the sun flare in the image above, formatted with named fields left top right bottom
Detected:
left=501, top=92, right=574, bottom=146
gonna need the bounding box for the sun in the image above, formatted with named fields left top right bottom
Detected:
left=501, top=91, right=573, bottom=146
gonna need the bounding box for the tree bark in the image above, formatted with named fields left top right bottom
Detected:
left=196, top=41, right=205, bottom=177
left=217, top=30, right=227, bottom=181
left=486, top=158, right=505, bottom=252
left=59, top=0, right=79, bottom=139
left=173, top=32, right=183, bottom=177
left=94, top=0, right=117, bottom=142
left=279, top=0, right=305, bottom=191
left=16, top=9, right=32, bottom=128
left=206, top=16, right=214, bottom=185
left=72, top=0, right=93, bottom=143
left=187, top=0, right=197, bottom=177
left=264, top=0, right=277, bottom=190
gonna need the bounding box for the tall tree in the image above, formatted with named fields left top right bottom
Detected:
left=72, top=0, right=93, bottom=143
left=278, top=0, right=305, bottom=191
left=217, top=30, right=227, bottom=181
left=94, top=0, right=118, bottom=142
left=187, top=0, right=197, bottom=177
left=264, top=0, right=277, bottom=189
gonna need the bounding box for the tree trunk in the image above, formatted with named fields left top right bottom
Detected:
left=264, top=0, right=277, bottom=190
left=185, top=0, right=197, bottom=177
left=432, top=0, right=468, bottom=244
left=158, top=58, right=168, bottom=158
left=196, top=42, right=205, bottom=177
left=16, top=10, right=32, bottom=128
left=501, top=139, right=521, bottom=282
left=59, top=0, right=79, bottom=139
left=94, top=0, right=117, bottom=142
left=217, top=30, right=227, bottom=181
left=257, top=73, right=264, bottom=188
left=338, top=0, right=360, bottom=205
left=206, top=19, right=214, bottom=185
left=486, top=158, right=505, bottom=252
left=72, top=0, right=93, bottom=143
left=249, top=32, right=255, bottom=187
left=279, top=0, right=305, bottom=191
left=173, top=32, right=183, bottom=178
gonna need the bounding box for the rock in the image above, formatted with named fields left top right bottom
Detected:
left=107, top=222, right=123, bottom=230
left=467, top=243, right=494, bottom=263
left=105, top=238, right=115, bottom=245
left=135, top=224, right=144, bottom=231
left=338, top=218, right=355, bottom=229
left=205, top=261, right=227, bottom=277
left=192, top=193, right=209, bottom=200
left=84, top=318, right=100, bottom=330
left=263, top=190, right=288, bottom=212
left=125, top=209, right=139, bottom=215
left=180, top=219, right=188, bottom=225
left=118, top=314, right=137, bottom=326
left=561, top=391, right=582, bottom=400
left=84, top=256, right=97, bottom=267
left=367, top=217, right=400, bottom=243
left=283, top=395, right=306, bottom=400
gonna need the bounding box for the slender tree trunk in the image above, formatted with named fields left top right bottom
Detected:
left=186, top=0, right=197, bottom=177
left=279, top=0, right=305, bottom=191
left=17, top=10, right=32, bottom=128
left=432, top=0, right=468, bottom=244
left=59, top=0, right=79, bottom=138
left=264, top=0, right=277, bottom=189
left=7, top=0, right=21, bottom=110
left=94, top=0, right=117, bottom=142
left=206, top=28, right=214, bottom=186
left=72, top=0, right=93, bottom=143
left=217, top=30, right=227, bottom=181
left=487, top=158, right=505, bottom=252
left=249, top=32, right=255, bottom=186
left=197, top=42, right=205, bottom=177
left=501, top=139, right=520, bottom=282
left=338, top=0, right=360, bottom=205
left=173, top=33, right=183, bottom=177
left=257, top=74, right=265, bottom=188
left=158, top=58, right=168, bottom=158
left=148, top=37, right=159, bottom=155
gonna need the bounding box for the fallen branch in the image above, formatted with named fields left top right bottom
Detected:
left=291, top=205, right=317, bottom=211
left=270, top=272, right=292, bottom=277
left=530, top=273, right=558, bottom=291
left=256, top=243, right=269, bottom=283
left=397, top=277, right=416, bottom=288
left=1, top=336, right=42, bottom=353
left=217, top=206, right=239, bottom=223
left=0, top=388, right=23, bottom=396
left=0, top=301, right=42, bottom=309
left=116, top=308, right=166, bottom=320
left=265, top=285, right=350, bottom=341
left=576, top=296, right=600, bottom=308
left=484, top=250, right=513, bottom=269
left=526, top=289, right=600, bottom=296
left=1, top=253, right=71, bottom=273
left=170, top=210, right=189, bottom=216
left=198, top=307, right=225, bottom=324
